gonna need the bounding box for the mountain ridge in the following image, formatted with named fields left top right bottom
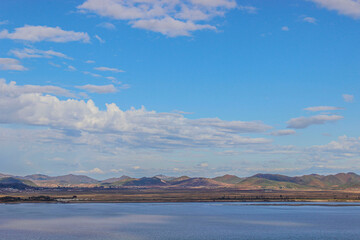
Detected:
left=2, top=172, right=360, bottom=190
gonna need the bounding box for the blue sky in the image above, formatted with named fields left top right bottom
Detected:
left=0, top=0, right=359, bottom=178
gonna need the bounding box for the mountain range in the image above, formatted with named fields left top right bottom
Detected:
left=1, top=172, right=360, bottom=190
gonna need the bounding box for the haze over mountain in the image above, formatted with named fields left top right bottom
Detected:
left=2, top=172, right=360, bottom=190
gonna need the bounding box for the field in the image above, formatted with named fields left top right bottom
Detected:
left=2, top=188, right=360, bottom=203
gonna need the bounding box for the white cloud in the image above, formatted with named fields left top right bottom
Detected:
left=132, top=17, right=215, bottom=37
left=75, top=167, right=104, bottom=174
left=67, top=65, right=77, bottom=71
left=9, top=48, right=71, bottom=59
left=0, top=25, right=90, bottom=43
left=312, top=135, right=360, bottom=158
left=106, top=76, right=116, bottom=81
left=281, top=26, right=289, bottom=31
left=270, top=129, right=296, bottom=136
left=95, top=34, right=105, bottom=43
left=49, top=62, right=61, bottom=68
left=97, top=22, right=116, bottom=29
left=85, top=60, right=95, bottom=64
left=0, top=79, right=74, bottom=97
left=78, top=0, right=237, bottom=37
left=94, top=66, right=124, bottom=73
left=110, top=168, right=123, bottom=173
left=76, top=84, right=117, bottom=93
left=238, top=5, right=258, bottom=14
left=83, top=71, right=102, bottom=77
left=0, top=58, right=27, bottom=71
left=343, top=94, right=354, bottom=102
left=304, top=106, right=344, bottom=112
left=0, top=80, right=272, bottom=149
left=287, top=114, right=343, bottom=129
left=309, top=0, right=360, bottom=19
left=199, top=162, right=209, bottom=167
left=303, top=16, right=317, bottom=23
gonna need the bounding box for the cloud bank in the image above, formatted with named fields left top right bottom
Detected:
left=0, top=80, right=271, bottom=149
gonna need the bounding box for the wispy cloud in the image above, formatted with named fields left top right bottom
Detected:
left=97, top=22, right=116, bottom=30
left=10, top=48, right=71, bottom=59
left=95, top=34, right=105, bottom=43
left=343, top=94, right=354, bottom=102
left=303, top=16, right=317, bottom=23
left=0, top=25, right=90, bottom=43
left=94, top=66, right=124, bottom=73
left=76, top=84, right=117, bottom=93
left=0, top=58, right=27, bottom=71
left=270, top=129, right=296, bottom=136
left=287, top=114, right=343, bottom=129
left=304, top=106, right=344, bottom=112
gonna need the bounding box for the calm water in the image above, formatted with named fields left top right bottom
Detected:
left=1, top=202, right=360, bottom=239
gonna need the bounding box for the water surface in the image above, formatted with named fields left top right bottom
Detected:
left=1, top=202, right=360, bottom=239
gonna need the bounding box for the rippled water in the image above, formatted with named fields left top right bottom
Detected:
left=1, top=202, right=360, bottom=239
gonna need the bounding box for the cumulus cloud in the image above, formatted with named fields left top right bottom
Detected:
left=0, top=58, right=27, bottom=71
left=309, top=0, right=360, bottom=19
left=0, top=80, right=271, bottom=149
left=76, top=84, right=117, bottom=93
left=94, top=66, right=124, bottom=73
left=343, top=94, right=354, bottom=102
left=78, top=0, right=238, bottom=36
left=270, top=129, right=296, bottom=136
left=9, top=48, right=71, bottom=59
left=0, top=25, right=90, bottom=43
left=304, top=106, right=344, bottom=112
left=287, top=114, right=343, bottom=129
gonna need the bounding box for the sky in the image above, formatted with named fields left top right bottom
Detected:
left=0, top=0, right=359, bottom=179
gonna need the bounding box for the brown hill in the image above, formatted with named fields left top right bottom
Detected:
left=172, top=177, right=229, bottom=188
left=123, top=177, right=168, bottom=187
left=213, top=174, right=243, bottom=184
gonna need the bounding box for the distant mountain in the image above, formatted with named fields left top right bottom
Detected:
left=0, top=173, right=11, bottom=179
left=52, top=174, right=98, bottom=184
left=22, top=174, right=99, bottom=187
left=0, top=177, right=37, bottom=189
left=248, top=172, right=360, bottom=190
left=154, top=175, right=176, bottom=181
left=24, top=174, right=52, bottom=181
left=168, top=176, right=190, bottom=184
left=101, top=175, right=131, bottom=184
left=213, top=174, right=243, bottom=184
left=236, top=177, right=306, bottom=190
left=3, top=172, right=360, bottom=190
left=171, top=177, right=228, bottom=188
left=123, top=177, right=168, bottom=187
